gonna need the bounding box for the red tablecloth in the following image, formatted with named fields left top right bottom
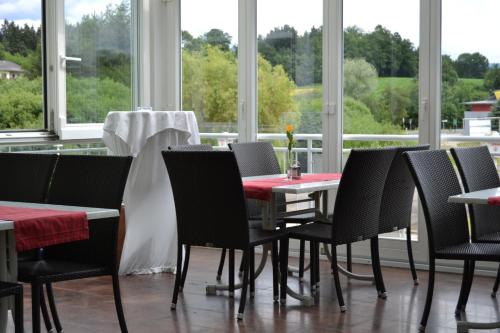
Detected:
left=243, top=173, right=342, bottom=201
left=488, top=197, right=500, bottom=206
left=0, top=205, right=89, bottom=252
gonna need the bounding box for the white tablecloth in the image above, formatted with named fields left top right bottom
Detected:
left=103, top=111, right=200, bottom=274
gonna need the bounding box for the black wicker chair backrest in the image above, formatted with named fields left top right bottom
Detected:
left=404, top=150, right=469, bottom=251
left=331, top=148, right=396, bottom=244
left=168, top=144, right=213, bottom=151
left=451, top=145, right=500, bottom=240
left=379, top=145, right=430, bottom=234
left=229, top=142, right=285, bottom=218
left=44, top=155, right=132, bottom=267
left=46, top=155, right=132, bottom=210
left=162, top=151, right=250, bottom=249
left=0, top=153, right=58, bottom=203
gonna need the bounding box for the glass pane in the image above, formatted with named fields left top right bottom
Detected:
left=181, top=0, right=238, bottom=148
left=441, top=0, right=500, bottom=166
left=65, top=0, right=134, bottom=123
left=257, top=0, right=323, bottom=173
left=344, top=0, right=420, bottom=240
left=0, top=2, right=44, bottom=130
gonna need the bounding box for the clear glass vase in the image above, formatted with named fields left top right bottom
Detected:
left=287, top=151, right=301, bottom=180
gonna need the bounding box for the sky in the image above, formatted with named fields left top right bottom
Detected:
left=1, top=0, right=499, bottom=62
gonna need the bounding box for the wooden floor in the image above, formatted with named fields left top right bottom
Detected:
left=6, top=247, right=500, bottom=332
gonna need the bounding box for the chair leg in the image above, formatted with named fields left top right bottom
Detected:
left=250, top=247, right=255, bottom=299
left=239, top=252, right=246, bottom=277
left=455, top=260, right=470, bottom=316
left=492, top=264, right=500, bottom=297
left=32, top=282, right=42, bottom=333
left=14, top=286, right=23, bottom=333
left=216, top=248, right=226, bottom=281
left=229, top=249, right=235, bottom=298
left=331, top=245, right=346, bottom=312
left=310, top=241, right=316, bottom=295
left=279, top=238, right=289, bottom=304
left=46, top=283, right=63, bottom=333
left=315, top=242, right=320, bottom=290
left=171, top=242, right=183, bottom=310
left=406, top=226, right=419, bottom=285
left=419, top=257, right=435, bottom=332
left=371, top=237, right=387, bottom=298
left=299, top=240, right=305, bottom=283
left=112, top=274, right=129, bottom=333
left=346, top=243, right=352, bottom=273
left=271, top=241, right=279, bottom=301
left=237, top=249, right=250, bottom=321
left=40, top=286, right=54, bottom=332
left=180, top=245, right=191, bottom=291
left=461, top=260, right=475, bottom=312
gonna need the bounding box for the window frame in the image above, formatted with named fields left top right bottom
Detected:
left=0, top=0, right=51, bottom=140
left=46, top=0, right=139, bottom=140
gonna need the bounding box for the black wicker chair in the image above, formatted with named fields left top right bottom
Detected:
left=375, top=145, right=430, bottom=290
left=162, top=150, right=287, bottom=320
left=0, top=153, right=58, bottom=203
left=167, top=143, right=216, bottom=290
left=17, top=155, right=132, bottom=333
left=0, top=153, right=59, bottom=332
left=404, top=149, right=500, bottom=331
left=0, top=281, right=23, bottom=333
left=451, top=145, right=500, bottom=296
left=286, top=148, right=397, bottom=310
left=229, top=142, right=315, bottom=280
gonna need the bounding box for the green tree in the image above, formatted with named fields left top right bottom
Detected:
left=484, top=65, right=500, bottom=91
left=442, top=55, right=458, bottom=85
left=454, top=52, right=489, bottom=78
left=344, top=58, right=378, bottom=100
left=204, top=29, right=232, bottom=51
left=258, top=54, right=298, bottom=132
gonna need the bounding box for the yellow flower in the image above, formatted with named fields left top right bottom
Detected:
left=286, top=124, right=294, bottom=133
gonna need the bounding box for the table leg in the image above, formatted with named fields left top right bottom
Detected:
left=0, top=232, right=8, bottom=333
left=317, top=190, right=375, bottom=282
left=206, top=246, right=269, bottom=295
left=457, top=319, right=500, bottom=331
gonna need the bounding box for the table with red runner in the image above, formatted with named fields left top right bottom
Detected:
left=0, top=205, right=89, bottom=252
left=243, top=173, right=342, bottom=201
left=488, top=197, right=500, bottom=206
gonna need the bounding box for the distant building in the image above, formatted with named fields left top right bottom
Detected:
left=463, top=90, right=500, bottom=135
left=0, top=60, right=24, bottom=79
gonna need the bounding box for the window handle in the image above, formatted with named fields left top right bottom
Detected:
left=60, top=55, right=82, bottom=66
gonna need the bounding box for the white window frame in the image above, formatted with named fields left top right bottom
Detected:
left=46, top=0, right=139, bottom=140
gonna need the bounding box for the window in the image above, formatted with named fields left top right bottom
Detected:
left=181, top=0, right=238, bottom=147
left=64, top=0, right=134, bottom=124
left=257, top=0, right=323, bottom=172
left=343, top=0, right=420, bottom=240
left=0, top=1, right=45, bottom=131
left=441, top=0, right=500, bottom=155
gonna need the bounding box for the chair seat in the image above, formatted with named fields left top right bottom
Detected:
left=476, top=231, right=500, bottom=243
left=18, top=259, right=109, bottom=283
left=288, top=222, right=332, bottom=243
left=249, top=228, right=288, bottom=246
left=0, top=281, right=22, bottom=298
left=436, top=242, right=500, bottom=261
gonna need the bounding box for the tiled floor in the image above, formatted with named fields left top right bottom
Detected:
left=6, top=247, right=500, bottom=332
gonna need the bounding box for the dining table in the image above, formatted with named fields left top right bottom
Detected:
left=449, top=187, right=500, bottom=332
left=205, top=173, right=373, bottom=306
left=0, top=201, right=120, bottom=333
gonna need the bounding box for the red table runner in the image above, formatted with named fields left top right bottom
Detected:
left=243, top=173, right=342, bottom=201
left=0, top=205, right=89, bottom=252
left=488, top=197, right=500, bottom=206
